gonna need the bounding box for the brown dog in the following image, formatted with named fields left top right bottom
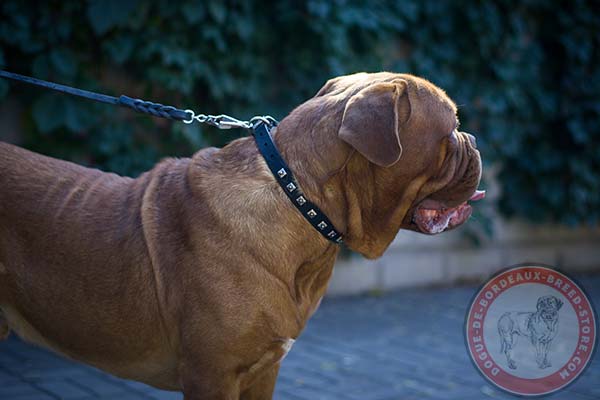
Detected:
left=0, top=72, right=482, bottom=399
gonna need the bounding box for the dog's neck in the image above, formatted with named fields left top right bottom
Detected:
left=273, top=99, right=419, bottom=259
left=186, top=137, right=340, bottom=326
left=188, top=94, right=418, bottom=284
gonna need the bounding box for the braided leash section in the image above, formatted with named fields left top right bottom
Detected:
left=118, top=95, right=190, bottom=121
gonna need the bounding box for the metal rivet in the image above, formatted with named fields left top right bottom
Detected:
left=307, top=209, right=317, bottom=218
left=286, top=182, right=296, bottom=192
left=317, top=221, right=327, bottom=230
left=296, top=196, right=306, bottom=206
left=327, top=230, right=336, bottom=238
left=277, top=168, right=287, bottom=178
left=336, top=237, right=343, bottom=244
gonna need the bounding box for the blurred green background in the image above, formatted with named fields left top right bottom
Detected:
left=0, top=0, right=598, bottom=226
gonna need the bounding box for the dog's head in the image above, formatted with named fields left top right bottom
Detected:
left=279, top=72, right=483, bottom=257
left=537, top=295, right=563, bottom=320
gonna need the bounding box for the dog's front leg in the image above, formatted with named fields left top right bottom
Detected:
left=240, top=364, right=280, bottom=400
left=540, top=341, right=552, bottom=368
left=532, top=338, right=545, bottom=368
left=179, top=359, right=240, bottom=400
left=181, top=376, right=240, bottom=400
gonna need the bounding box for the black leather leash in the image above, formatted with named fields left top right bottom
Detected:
left=0, top=70, right=343, bottom=244
left=0, top=70, right=190, bottom=121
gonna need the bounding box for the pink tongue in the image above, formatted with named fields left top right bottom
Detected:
left=427, top=210, right=456, bottom=234
left=470, top=190, right=485, bottom=201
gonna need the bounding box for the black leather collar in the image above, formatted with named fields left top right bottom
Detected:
left=252, top=121, right=343, bottom=244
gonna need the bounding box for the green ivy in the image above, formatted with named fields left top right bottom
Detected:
left=0, top=0, right=598, bottom=226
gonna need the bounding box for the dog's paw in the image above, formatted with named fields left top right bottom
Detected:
left=508, top=360, right=517, bottom=369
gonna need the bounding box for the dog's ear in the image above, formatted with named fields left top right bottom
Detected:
left=339, top=79, right=411, bottom=167
left=556, top=298, right=563, bottom=310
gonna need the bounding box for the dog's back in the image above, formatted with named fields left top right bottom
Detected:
left=0, top=142, right=178, bottom=382
left=0, top=141, right=131, bottom=224
left=498, top=311, right=533, bottom=337
left=0, top=142, right=143, bottom=292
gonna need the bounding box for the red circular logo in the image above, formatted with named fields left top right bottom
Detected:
left=465, top=265, right=597, bottom=396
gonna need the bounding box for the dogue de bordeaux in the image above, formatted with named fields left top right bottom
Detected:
left=498, top=295, right=563, bottom=370
left=0, top=72, right=483, bottom=399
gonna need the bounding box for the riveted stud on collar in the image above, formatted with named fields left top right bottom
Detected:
left=251, top=121, right=343, bottom=244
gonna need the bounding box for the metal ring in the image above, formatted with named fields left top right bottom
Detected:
left=183, top=109, right=195, bottom=124
left=250, top=116, right=277, bottom=128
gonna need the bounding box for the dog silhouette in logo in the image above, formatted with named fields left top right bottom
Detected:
left=497, top=295, right=563, bottom=369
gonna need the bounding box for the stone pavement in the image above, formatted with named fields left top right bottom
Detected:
left=1, top=275, right=598, bottom=400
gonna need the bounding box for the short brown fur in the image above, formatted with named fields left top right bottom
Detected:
left=0, top=72, right=481, bottom=399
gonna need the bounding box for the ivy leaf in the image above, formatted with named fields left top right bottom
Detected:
left=32, top=94, right=67, bottom=133
left=64, top=100, right=97, bottom=133
left=103, top=35, right=134, bottom=64
left=50, top=49, right=77, bottom=77
left=182, top=2, right=205, bottom=24
left=87, top=0, right=139, bottom=35
left=0, top=49, right=9, bottom=96
left=207, top=1, right=226, bottom=24
left=0, top=80, right=8, bottom=99
left=31, top=54, right=50, bottom=79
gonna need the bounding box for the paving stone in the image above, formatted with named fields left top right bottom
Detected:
left=35, top=379, right=94, bottom=399
left=76, top=395, right=154, bottom=400
left=10, top=394, right=56, bottom=400
left=0, top=274, right=598, bottom=400
left=0, top=370, right=18, bottom=384
left=0, top=382, right=50, bottom=398
left=0, top=349, right=24, bottom=367
left=67, top=374, right=128, bottom=396
left=274, top=389, right=313, bottom=400
left=108, top=376, right=159, bottom=393
left=148, top=390, right=184, bottom=400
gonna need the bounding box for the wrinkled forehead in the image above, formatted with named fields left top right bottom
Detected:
left=539, top=296, right=556, bottom=305
left=406, top=75, right=458, bottom=134
left=320, top=72, right=458, bottom=134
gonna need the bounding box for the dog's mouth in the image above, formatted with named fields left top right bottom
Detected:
left=542, top=311, right=558, bottom=320
left=412, top=190, right=485, bottom=234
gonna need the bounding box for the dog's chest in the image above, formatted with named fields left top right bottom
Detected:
left=239, top=337, right=296, bottom=389
left=278, top=338, right=296, bottom=362
left=530, top=314, right=558, bottom=339
left=1, top=305, right=58, bottom=352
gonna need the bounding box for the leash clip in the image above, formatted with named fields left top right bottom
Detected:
left=183, top=110, right=252, bottom=129
left=183, top=110, right=277, bottom=130
left=213, top=115, right=253, bottom=130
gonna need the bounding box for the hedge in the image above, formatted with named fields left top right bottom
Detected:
left=1, top=0, right=598, bottom=226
